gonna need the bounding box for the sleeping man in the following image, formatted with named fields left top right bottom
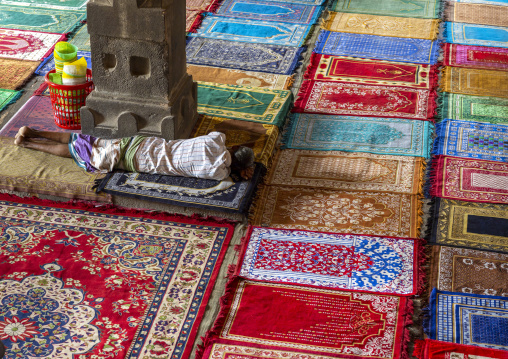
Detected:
left=14, top=126, right=255, bottom=181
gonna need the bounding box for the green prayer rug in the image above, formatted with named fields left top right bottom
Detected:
left=330, top=0, right=440, bottom=18
left=0, top=5, right=86, bottom=34
left=197, top=82, right=293, bottom=128
left=0, top=89, right=22, bottom=113
left=438, top=93, right=508, bottom=125
left=68, top=23, right=90, bottom=52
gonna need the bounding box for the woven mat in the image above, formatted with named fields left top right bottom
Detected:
left=251, top=186, right=421, bottom=237
left=430, top=156, right=508, bottom=204
left=35, top=50, right=91, bottom=76
left=438, top=93, right=508, bottom=124
left=188, top=65, right=293, bottom=90
left=425, top=288, right=508, bottom=349
left=0, top=28, right=64, bottom=61
left=197, top=82, right=292, bottom=127
left=0, top=0, right=88, bottom=9
left=414, top=339, right=508, bottom=359
left=216, top=0, right=323, bottom=24
left=282, top=113, right=434, bottom=158
left=188, top=15, right=312, bottom=47
left=429, top=198, right=508, bottom=253
left=433, top=119, right=508, bottom=162
left=323, top=11, right=439, bottom=39
left=445, top=2, right=508, bottom=27
left=266, top=149, right=425, bottom=194
left=237, top=226, right=423, bottom=295
left=314, top=30, right=440, bottom=64
left=200, top=279, right=413, bottom=358
left=330, top=0, right=440, bottom=18
left=68, top=23, right=90, bottom=52
left=429, top=245, right=508, bottom=296
left=0, top=194, right=234, bottom=358
left=305, top=54, right=437, bottom=89
left=0, top=5, right=86, bottom=33
left=0, top=137, right=109, bottom=202
left=0, top=89, right=21, bottom=113
left=192, top=115, right=278, bottom=167
left=443, top=43, right=508, bottom=71
left=442, top=66, right=508, bottom=98
left=0, top=58, right=38, bottom=90
left=186, top=37, right=304, bottom=75
left=294, top=80, right=436, bottom=120
left=444, top=22, right=508, bottom=48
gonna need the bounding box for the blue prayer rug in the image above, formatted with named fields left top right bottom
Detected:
left=314, top=30, right=440, bottom=64
left=282, top=113, right=434, bottom=158
left=425, top=289, right=508, bottom=350
left=186, top=37, right=304, bottom=75
left=262, top=0, right=325, bottom=3
left=188, top=15, right=312, bottom=47
left=95, top=163, right=265, bottom=214
left=444, top=22, right=508, bottom=48
left=35, top=50, right=91, bottom=76
left=215, top=0, right=323, bottom=24
left=433, top=119, right=508, bottom=162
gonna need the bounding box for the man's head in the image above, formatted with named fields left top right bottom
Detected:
left=230, top=146, right=255, bottom=172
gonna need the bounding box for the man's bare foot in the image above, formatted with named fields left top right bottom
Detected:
left=15, top=126, right=37, bottom=142
left=14, top=134, right=26, bottom=146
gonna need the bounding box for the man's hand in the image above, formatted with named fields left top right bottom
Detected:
left=240, top=166, right=255, bottom=180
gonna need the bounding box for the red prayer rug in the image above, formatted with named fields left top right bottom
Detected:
left=201, top=343, right=341, bottom=358
left=304, top=54, right=438, bottom=89
left=293, top=80, right=436, bottom=120
left=0, top=194, right=234, bottom=358
left=413, top=339, right=508, bottom=359
left=198, top=278, right=413, bottom=359
left=443, top=43, right=508, bottom=71
left=430, top=156, right=508, bottom=204
left=0, top=28, right=64, bottom=62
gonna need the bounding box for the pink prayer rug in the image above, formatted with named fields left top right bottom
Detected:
left=0, top=28, right=64, bottom=61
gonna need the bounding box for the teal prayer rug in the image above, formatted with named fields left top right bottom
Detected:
left=433, top=119, right=508, bottom=162
left=330, top=0, right=440, bottom=18
left=0, top=89, right=21, bottom=113
left=68, top=23, right=90, bottom=52
left=438, top=93, right=508, bottom=125
left=282, top=113, right=434, bottom=158
left=444, top=22, right=508, bottom=48
left=188, top=15, right=312, bottom=47
left=216, top=0, right=323, bottom=24
left=0, top=0, right=87, bottom=10
left=0, top=5, right=86, bottom=34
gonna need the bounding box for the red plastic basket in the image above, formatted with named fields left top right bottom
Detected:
left=44, top=69, right=94, bottom=130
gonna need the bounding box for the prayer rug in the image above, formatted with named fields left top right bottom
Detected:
left=187, top=16, right=312, bottom=47
left=444, top=22, right=508, bottom=48
left=191, top=115, right=278, bottom=167
left=200, top=279, right=413, bottom=358
left=0, top=58, right=38, bottom=90
left=305, top=54, right=437, bottom=89
left=35, top=50, right=91, bottom=76
left=444, top=2, right=508, bottom=27
left=237, top=226, right=424, bottom=295
left=186, top=37, right=304, bottom=75
left=329, top=0, right=440, bottom=18
left=425, top=289, right=508, bottom=350
left=433, top=119, right=508, bottom=162
left=68, top=22, right=90, bottom=52
left=253, top=0, right=325, bottom=3
left=197, top=82, right=292, bottom=127
left=251, top=186, right=421, bottom=237
left=187, top=65, right=293, bottom=89
left=0, top=89, right=21, bottom=113
left=293, top=80, right=436, bottom=120
left=200, top=344, right=342, bottom=359
left=314, top=30, right=440, bottom=64
left=0, top=194, right=234, bottom=358
left=0, top=95, right=78, bottom=138
left=282, top=113, right=434, bottom=158
left=323, top=11, right=440, bottom=39
left=0, top=28, right=64, bottom=62
left=414, top=339, right=508, bottom=359
left=0, top=137, right=109, bottom=202
left=429, top=198, right=508, bottom=253
left=215, top=0, right=323, bottom=24
left=441, top=66, right=508, bottom=99
left=454, top=0, right=508, bottom=5
left=0, top=6, right=86, bottom=34
left=0, top=0, right=88, bottom=10
left=443, top=43, right=508, bottom=71
left=186, top=0, right=222, bottom=32
left=430, top=156, right=508, bottom=204
left=95, top=163, right=265, bottom=214
left=266, top=149, right=425, bottom=194
left=438, top=93, right=508, bottom=125
left=186, top=8, right=202, bottom=33
left=429, top=245, right=508, bottom=296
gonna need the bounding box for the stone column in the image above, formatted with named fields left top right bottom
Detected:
left=80, top=0, right=198, bottom=140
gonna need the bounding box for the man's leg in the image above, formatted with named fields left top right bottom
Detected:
left=15, top=126, right=71, bottom=144
left=14, top=137, right=71, bottom=158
